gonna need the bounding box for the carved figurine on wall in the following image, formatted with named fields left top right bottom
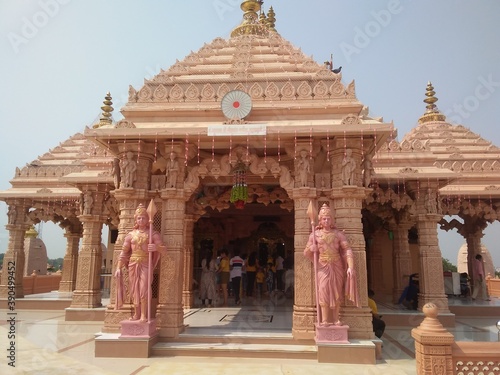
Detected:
left=425, top=191, right=437, bottom=214
left=362, top=152, right=374, bottom=188
left=304, top=203, right=360, bottom=326
left=120, top=151, right=137, bottom=188
left=83, top=191, right=94, bottom=215
left=296, top=149, right=311, bottom=187
left=7, top=205, right=17, bottom=225
left=165, top=151, right=179, bottom=188
left=114, top=204, right=166, bottom=322
left=341, top=149, right=356, bottom=186
left=111, top=157, right=121, bottom=189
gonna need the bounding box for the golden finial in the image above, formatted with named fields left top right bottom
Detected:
left=25, top=225, right=38, bottom=238
left=259, top=9, right=267, bottom=25
left=266, top=6, right=276, bottom=32
left=94, top=92, right=114, bottom=128
left=418, top=82, right=446, bottom=124
left=231, top=1, right=269, bottom=37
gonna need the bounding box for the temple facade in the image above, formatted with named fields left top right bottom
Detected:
left=1, top=0, right=499, bottom=353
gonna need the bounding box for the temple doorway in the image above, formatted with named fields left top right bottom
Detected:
left=191, top=193, right=295, bottom=320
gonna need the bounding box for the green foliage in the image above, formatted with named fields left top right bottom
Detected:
left=230, top=184, right=248, bottom=203
left=442, top=258, right=457, bottom=272
left=48, top=258, right=63, bottom=271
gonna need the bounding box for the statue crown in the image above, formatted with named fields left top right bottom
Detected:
left=318, top=203, right=331, bottom=219
left=134, top=204, right=148, bottom=218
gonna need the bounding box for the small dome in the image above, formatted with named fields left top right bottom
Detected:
left=457, top=243, right=495, bottom=277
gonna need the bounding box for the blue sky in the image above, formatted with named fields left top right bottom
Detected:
left=0, top=0, right=499, bottom=267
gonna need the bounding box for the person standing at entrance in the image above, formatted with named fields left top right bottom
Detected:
left=230, top=249, right=244, bottom=305
left=245, top=251, right=258, bottom=298
left=217, top=249, right=230, bottom=307
left=472, top=254, right=490, bottom=301
left=199, top=249, right=217, bottom=308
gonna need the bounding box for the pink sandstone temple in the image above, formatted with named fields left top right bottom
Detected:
left=1, top=1, right=499, bottom=371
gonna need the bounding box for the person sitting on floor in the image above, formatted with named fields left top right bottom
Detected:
left=459, top=272, right=471, bottom=298
left=368, top=289, right=386, bottom=339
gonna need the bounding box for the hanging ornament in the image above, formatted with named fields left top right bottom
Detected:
left=230, top=162, right=248, bottom=209
left=278, top=130, right=281, bottom=162
left=197, top=132, right=200, bottom=164
left=185, top=133, right=189, bottom=166
left=154, top=133, right=158, bottom=163
left=326, top=129, right=330, bottom=161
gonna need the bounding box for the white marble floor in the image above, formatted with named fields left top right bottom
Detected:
left=1, top=294, right=499, bottom=375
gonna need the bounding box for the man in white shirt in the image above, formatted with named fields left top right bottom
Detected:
left=230, top=249, right=245, bottom=305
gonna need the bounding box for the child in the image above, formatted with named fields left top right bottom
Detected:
left=256, top=267, right=265, bottom=298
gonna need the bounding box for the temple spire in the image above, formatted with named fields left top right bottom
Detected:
left=418, top=82, right=446, bottom=124
left=267, top=6, right=276, bottom=32
left=231, top=1, right=275, bottom=37
left=94, top=92, right=114, bottom=128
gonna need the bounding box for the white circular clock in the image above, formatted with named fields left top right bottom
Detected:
left=221, top=90, right=252, bottom=119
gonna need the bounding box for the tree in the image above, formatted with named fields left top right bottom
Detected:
left=442, top=258, right=457, bottom=272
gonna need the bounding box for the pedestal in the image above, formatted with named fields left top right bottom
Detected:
left=120, top=319, right=158, bottom=338
left=315, top=324, right=349, bottom=344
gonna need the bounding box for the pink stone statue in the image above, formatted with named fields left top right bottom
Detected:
left=304, top=203, right=360, bottom=326
left=115, top=204, right=165, bottom=322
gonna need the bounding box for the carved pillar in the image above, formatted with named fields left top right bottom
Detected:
left=0, top=200, right=30, bottom=298
left=182, top=214, right=196, bottom=308
left=329, top=138, right=372, bottom=339
left=410, top=184, right=449, bottom=312
left=367, top=229, right=383, bottom=291
left=156, top=192, right=185, bottom=338
left=332, top=186, right=372, bottom=339
left=58, top=221, right=83, bottom=292
left=391, top=219, right=413, bottom=304
left=291, top=189, right=317, bottom=340
left=464, top=227, right=485, bottom=281
left=70, top=190, right=106, bottom=308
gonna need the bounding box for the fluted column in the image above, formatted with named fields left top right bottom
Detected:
left=464, top=229, right=485, bottom=281
left=156, top=191, right=185, bottom=338
left=0, top=200, right=31, bottom=298
left=409, top=184, right=449, bottom=312
left=330, top=138, right=372, bottom=339
left=70, top=190, right=106, bottom=308
left=391, top=219, right=413, bottom=303
left=182, top=214, right=196, bottom=308
left=291, top=188, right=317, bottom=340
left=367, top=228, right=383, bottom=291
left=58, top=225, right=83, bottom=292
left=332, top=186, right=372, bottom=339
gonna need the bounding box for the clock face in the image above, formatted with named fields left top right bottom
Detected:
left=221, top=90, right=252, bottom=119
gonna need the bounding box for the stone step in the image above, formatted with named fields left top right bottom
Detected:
left=152, top=340, right=318, bottom=360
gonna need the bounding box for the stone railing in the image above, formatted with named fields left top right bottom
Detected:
left=23, top=273, right=62, bottom=295
left=486, top=277, right=500, bottom=297
left=412, top=303, right=500, bottom=375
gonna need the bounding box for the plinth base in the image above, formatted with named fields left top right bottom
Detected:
left=95, top=332, right=159, bottom=358
left=120, top=319, right=158, bottom=338
left=315, top=323, right=349, bottom=344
